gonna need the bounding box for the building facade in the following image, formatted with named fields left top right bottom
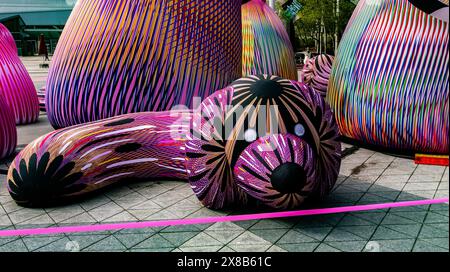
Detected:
left=0, top=0, right=75, bottom=56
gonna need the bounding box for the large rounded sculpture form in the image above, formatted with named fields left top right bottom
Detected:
left=46, top=0, right=243, bottom=129
left=328, top=0, right=449, bottom=154
left=302, top=54, right=334, bottom=98
left=7, top=75, right=341, bottom=209
left=242, top=0, right=298, bottom=80
left=0, top=95, right=17, bottom=160
left=0, top=24, right=40, bottom=125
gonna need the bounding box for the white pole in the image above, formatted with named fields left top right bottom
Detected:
left=268, top=0, right=276, bottom=9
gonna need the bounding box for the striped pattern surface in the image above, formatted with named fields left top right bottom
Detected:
left=7, top=110, right=190, bottom=207
left=302, top=54, right=335, bottom=97
left=0, top=94, right=17, bottom=160
left=0, top=23, right=17, bottom=53
left=242, top=0, right=297, bottom=80
left=8, top=75, right=341, bottom=210
left=328, top=0, right=449, bottom=154
left=234, top=134, right=317, bottom=210
left=37, top=86, right=46, bottom=112
left=46, top=0, right=242, bottom=129
left=187, top=75, right=341, bottom=209
left=0, top=24, right=40, bottom=125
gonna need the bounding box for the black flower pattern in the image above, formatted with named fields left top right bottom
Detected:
left=8, top=152, right=84, bottom=207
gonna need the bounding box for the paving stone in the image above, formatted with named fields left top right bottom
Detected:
left=60, top=212, right=96, bottom=224
left=390, top=211, right=427, bottom=223
left=218, top=246, right=236, bottom=252
left=23, top=235, right=65, bottom=251
left=230, top=231, right=273, bottom=246
left=206, top=230, right=245, bottom=244
left=129, top=248, right=174, bottom=252
left=327, top=241, right=367, bottom=252
left=419, top=224, right=449, bottom=239
left=0, top=214, right=12, bottom=226
left=180, top=246, right=222, bottom=252
left=278, top=243, right=319, bottom=252
left=413, top=240, right=448, bottom=252
left=381, top=213, right=418, bottom=225
left=314, top=243, right=341, bottom=252
left=114, top=233, right=155, bottom=248
left=266, top=245, right=287, bottom=252
left=383, top=224, right=422, bottom=238
left=83, top=235, right=127, bottom=252
left=48, top=205, right=85, bottom=223
left=339, top=225, right=377, bottom=240
left=102, top=211, right=137, bottom=223
left=424, top=212, right=449, bottom=224
left=8, top=208, right=46, bottom=224
left=88, top=202, right=124, bottom=222
left=181, top=233, right=222, bottom=248
left=324, top=228, right=366, bottom=242
left=67, top=234, right=109, bottom=250
left=79, top=195, right=112, bottom=211
left=114, top=192, right=147, bottom=209
left=418, top=238, right=449, bottom=250
left=36, top=237, right=73, bottom=252
left=366, top=239, right=415, bottom=252
left=249, top=229, right=289, bottom=244
left=160, top=232, right=199, bottom=247
left=294, top=227, right=333, bottom=241
left=372, top=226, right=412, bottom=240
left=277, top=230, right=317, bottom=244
left=205, top=222, right=245, bottom=232
left=0, top=239, right=28, bottom=252
left=133, top=234, right=174, bottom=249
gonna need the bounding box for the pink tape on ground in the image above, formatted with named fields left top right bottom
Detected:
left=0, top=198, right=447, bottom=237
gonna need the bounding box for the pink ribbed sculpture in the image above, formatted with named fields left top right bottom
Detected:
left=0, top=94, right=17, bottom=160
left=0, top=23, right=39, bottom=125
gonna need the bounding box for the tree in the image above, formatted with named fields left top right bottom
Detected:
left=275, top=0, right=356, bottom=54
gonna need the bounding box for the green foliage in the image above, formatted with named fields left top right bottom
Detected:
left=275, top=0, right=357, bottom=53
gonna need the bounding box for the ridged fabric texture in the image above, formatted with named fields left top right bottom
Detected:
left=242, top=0, right=297, bottom=80
left=8, top=76, right=341, bottom=210
left=186, top=75, right=341, bottom=209
left=0, top=94, right=17, bottom=160
left=37, top=86, right=46, bottom=112
left=7, top=111, right=190, bottom=207
left=302, top=54, right=335, bottom=97
left=0, top=24, right=40, bottom=125
left=46, top=0, right=243, bottom=129
left=328, top=0, right=449, bottom=154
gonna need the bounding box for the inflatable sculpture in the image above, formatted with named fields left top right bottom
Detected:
left=37, top=87, right=46, bottom=112
left=328, top=0, right=449, bottom=154
left=0, top=94, right=17, bottom=160
left=46, top=0, right=243, bottom=129
left=302, top=54, right=334, bottom=98
left=0, top=23, right=40, bottom=125
left=7, top=75, right=341, bottom=209
left=242, top=0, right=298, bottom=80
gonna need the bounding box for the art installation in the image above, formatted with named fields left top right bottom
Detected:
left=301, top=54, right=334, bottom=98
left=37, top=87, right=46, bottom=112
left=328, top=0, right=449, bottom=154
left=242, top=0, right=298, bottom=80
left=0, top=23, right=40, bottom=125
left=7, top=75, right=341, bottom=209
left=0, top=94, right=17, bottom=160
left=46, top=0, right=243, bottom=129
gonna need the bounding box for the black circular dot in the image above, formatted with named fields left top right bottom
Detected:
left=271, top=162, right=306, bottom=194
left=115, top=143, right=142, bottom=153
left=250, top=79, right=283, bottom=99
left=105, top=118, right=135, bottom=127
